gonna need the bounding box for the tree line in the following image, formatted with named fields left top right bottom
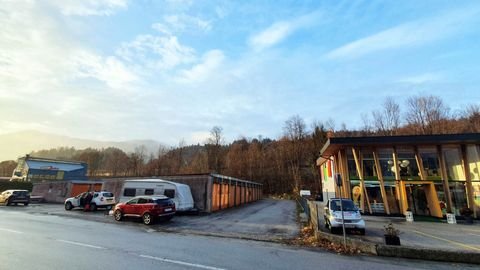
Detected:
left=0, top=94, right=478, bottom=195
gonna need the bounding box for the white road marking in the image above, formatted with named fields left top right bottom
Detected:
left=57, top=239, right=106, bottom=249
left=140, top=254, right=227, bottom=270
left=0, top=228, right=24, bottom=234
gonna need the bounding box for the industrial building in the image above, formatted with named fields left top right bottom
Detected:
left=11, top=155, right=88, bottom=182
left=317, top=133, right=480, bottom=219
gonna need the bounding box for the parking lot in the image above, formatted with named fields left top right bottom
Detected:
left=316, top=202, right=480, bottom=252
left=0, top=198, right=299, bottom=241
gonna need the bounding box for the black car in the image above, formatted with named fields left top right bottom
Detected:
left=0, top=190, right=31, bottom=206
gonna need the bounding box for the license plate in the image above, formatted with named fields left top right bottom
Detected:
left=164, top=208, right=172, bottom=212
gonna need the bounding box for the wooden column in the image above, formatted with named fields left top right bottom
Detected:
left=337, top=149, right=349, bottom=199
left=437, top=145, right=453, bottom=213
left=392, top=147, right=407, bottom=214
left=342, top=149, right=352, bottom=199
left=333, top=153, right=341, bottom=197
left=414, top=146, right=426, bottom=181
left=373, top=149, right=390, bottom=215
left=461, top=145, right=477, bottom=219
left=352, top=147, right=372, bottom=213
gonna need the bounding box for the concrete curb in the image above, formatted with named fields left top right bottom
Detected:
left=376, top=245, right=480, bottom=265
left=315, top=229, right=480, bottom=264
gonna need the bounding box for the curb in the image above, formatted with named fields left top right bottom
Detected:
left=315, top=229, right=480, bottom=264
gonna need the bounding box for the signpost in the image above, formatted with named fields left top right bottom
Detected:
left=335, top=174, right=347, bottom=249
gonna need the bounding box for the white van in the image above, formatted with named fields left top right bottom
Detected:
left=120, top=179, right=194, bottom=212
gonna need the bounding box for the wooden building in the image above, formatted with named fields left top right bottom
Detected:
left=317, top=133, right=480, bottom=218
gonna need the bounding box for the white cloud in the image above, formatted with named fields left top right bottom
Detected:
left=326, top=7, right=480, bottom=60
left=73, top=52, right=138, bottom=89
left=249, top=22, right=293, bottom=51
left=116, top=35, right=196, bottom=71
left=49, top=0, right=127, bottom=16
left=397, top=72, right=442, bottom=84
left=249, top=11, right=321, bottom=51
left=152, top=14, right=212, bottom=36
left=176, top=50, right=224, bottom=83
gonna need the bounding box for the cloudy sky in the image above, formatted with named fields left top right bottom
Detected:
left=1, top=0, right=480, bottom=145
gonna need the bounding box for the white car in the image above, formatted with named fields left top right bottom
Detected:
left=64, top=191, right=116, bottom=211
left=324, top=198, right=365, bottom=235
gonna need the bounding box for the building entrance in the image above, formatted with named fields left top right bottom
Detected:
left=400, top=181, right=443, bottom=218
left=405, top=184, right=430, bottom=216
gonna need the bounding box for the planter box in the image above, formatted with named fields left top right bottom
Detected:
left=384, top=235, right=401, bottom=246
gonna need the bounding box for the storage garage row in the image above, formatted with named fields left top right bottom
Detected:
left=32, top=173, right=263, bottom=213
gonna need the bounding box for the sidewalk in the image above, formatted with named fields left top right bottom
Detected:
left=312, top=201, right=480, bottom=264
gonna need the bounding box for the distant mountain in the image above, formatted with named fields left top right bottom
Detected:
left=0, top=130, right=162, bottom=162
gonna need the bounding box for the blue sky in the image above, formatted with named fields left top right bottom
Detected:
left=1, top=0, right=480, bottom=145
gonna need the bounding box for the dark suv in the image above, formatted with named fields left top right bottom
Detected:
left=113, top=195, right=176, bottom=225
left=0, top=190, right=31, bottom=206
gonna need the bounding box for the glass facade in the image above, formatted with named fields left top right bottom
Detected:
left=337, top=142, right=480, bottom=217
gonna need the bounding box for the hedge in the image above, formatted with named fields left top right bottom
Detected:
left=0, top=181, right=33, bottom=192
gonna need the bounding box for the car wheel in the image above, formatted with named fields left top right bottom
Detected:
left=65, top=202, right=73, bottom=211
left=359, top=229, right=365, bottom=235
left=6, top=198, right=12, bottom=206
left=142, top=213, right=153, bottom=225
left=24, top=202, right=29, bottom=206
left=90, top=203, right=97, bottom=212
left=114, top=210, right=123, bottom=221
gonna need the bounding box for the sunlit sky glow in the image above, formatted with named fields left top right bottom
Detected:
left=1, top=0, right=480, bottom=145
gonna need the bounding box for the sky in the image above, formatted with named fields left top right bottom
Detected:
left=1, top=0, right=480, bottom=146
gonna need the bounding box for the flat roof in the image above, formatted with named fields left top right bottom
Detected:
left=319, top=133, right=480, bottom=162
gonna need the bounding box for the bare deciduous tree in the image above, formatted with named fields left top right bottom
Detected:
left=372, top=97, right=401, bottom=135
left=405, top=95, right=450, bottom=134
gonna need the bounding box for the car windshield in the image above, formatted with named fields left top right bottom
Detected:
left=331, top=200, right=357, bottom=212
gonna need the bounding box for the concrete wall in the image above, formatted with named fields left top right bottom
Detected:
left=101, top=176, right=212, bottom=212
left=160, top=175, right=211, bottom=212
left=32, top=181, right=104, bottom=203
left=32, top=181, right=70, bottom=203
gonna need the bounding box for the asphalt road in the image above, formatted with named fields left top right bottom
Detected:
left=0, top=207, right=478, bottom=270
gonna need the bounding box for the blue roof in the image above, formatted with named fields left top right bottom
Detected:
left=26, top=160, right=86, bottom=172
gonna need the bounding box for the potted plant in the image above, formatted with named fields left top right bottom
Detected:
left=460, top=206, right=474, bottom=224
left=384, top=222, right=401, bottom=246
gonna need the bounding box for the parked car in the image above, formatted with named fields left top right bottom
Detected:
left=0, top=190, right=30, bottom=206
left=64, top=191, right=116, bottom=211
left=324, top=198, right=365, bottom=235
left=113, top=195, right=176, bottom=225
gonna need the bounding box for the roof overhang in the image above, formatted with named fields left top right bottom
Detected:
left=319, top=133, right=480, bottom=163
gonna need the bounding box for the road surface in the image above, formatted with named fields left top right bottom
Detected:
left=0, top=207, right=477, bottom=270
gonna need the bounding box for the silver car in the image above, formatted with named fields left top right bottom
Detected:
left=324, top=198, right=365, bottom=235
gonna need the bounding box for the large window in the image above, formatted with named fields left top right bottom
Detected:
left=396, top=147, right=420, bottom=180
left=347, top=151, right=359, bottom=180
left=362, top=152, right=377, bottom=180
left=377, top=148, right=395, bottom=180
left=443, top=146, right=465, bottom=181
left=419, top=147, right=441, bottom=180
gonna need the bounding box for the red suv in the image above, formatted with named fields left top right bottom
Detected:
left=113, top=195, right=175, bottom=225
